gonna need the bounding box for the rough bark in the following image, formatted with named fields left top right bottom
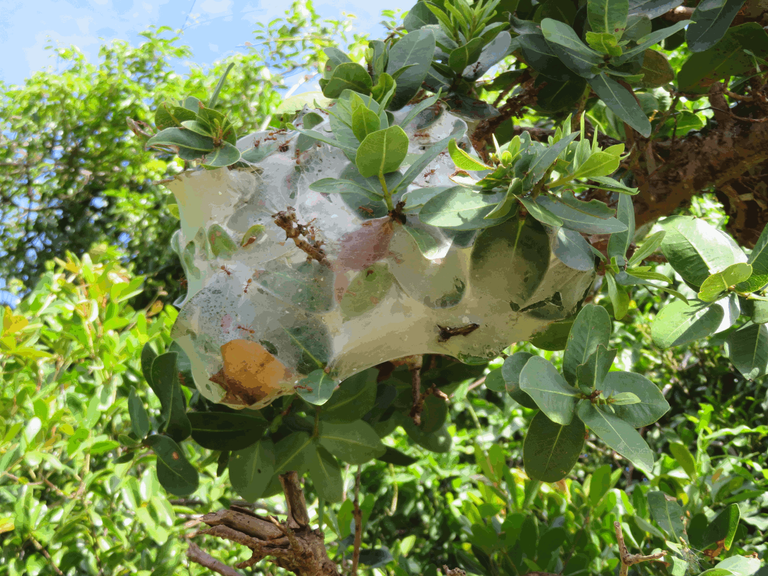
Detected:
left=190, top=471, right=340, bottom=576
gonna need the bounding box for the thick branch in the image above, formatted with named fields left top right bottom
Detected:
left=186, top=542, right=243, bottom=576
left=635, top=110, right=768, bottom=230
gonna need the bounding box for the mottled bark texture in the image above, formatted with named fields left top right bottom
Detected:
left=191, top=472, right=340, bottom=576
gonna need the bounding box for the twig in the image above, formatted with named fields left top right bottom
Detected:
left=351, top=466, right=363, bottom=576
left=186, top=542, right=242, bottom=576
left=614, top=521, right=666, bottom=576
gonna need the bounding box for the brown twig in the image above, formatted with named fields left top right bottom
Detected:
left=614, top=521, right=666, bottom=576
left=272, top=207, right=329, bottom=266
left=186, top=542, right=243, bottom=576
left=352, top=467, right=363, bottom=576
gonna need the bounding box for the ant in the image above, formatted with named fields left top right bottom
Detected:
left=423, top=168, right=436, bottom=179
left=278, top=142, right=290, bottom=152
left=220, top=265, right=232, bottom=276
left=178, top=277, right=188, bottom=287
left=359, top=206, right=374, bottom=215
left=237, top=325, right=255, bottom=334
left=243, top=278, right=252, bottom=293
left=413, top=131, right=430, bottom=138
left=294, top=384, right=314, bottom=392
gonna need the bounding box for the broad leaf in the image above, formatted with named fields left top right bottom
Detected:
left=738, top=222, right=768, bottom=291
left=387, top=29, right=436, bottom=110
left=420, top=187, right=512, bottom=230
left=188, top=412, right=267, bottom=451
left=320, top=368, right=378, bottom=422
left=726, top=322, right=768, bottom=380
left=571, top=151, right=622, bottom=180
left=524, top=411, right=585, bottom=482
left=519, top=356, right=580, bottom=425
left=587, top=0, right=629, bottom=39
left=501, top=352, right=539, bottom=408
left=230, top=438, right=275, bottom=501
left=563, top=304, right=612, bottom=385
left=150, top=352, right=191, bottom=442
left=274, top=432, right=313, bottom=474
left=601, top=371, right=670, bottom=426
left=356, top=126, right=409, bottom=177
left=651, top=299, right=724, bottom=348
left=296, top=369, right=338, bottom=406
left=449, top=139, right=492, bottom=170
left=308, top=445, right=343, bottom=502
left=660, top=216, right=747, bottom=286
left=536, top=192, right=627, bottom=234
left=523, top=133, right=579, bottom=188
left=128, top=389, right=150, bottom=439
left=702, top=504, right=740, bottom=550
left=146, top=435, right=199, bottom=496
left=678, top=24, right=768, bottom=93
left=319, top=420, right=386, bottom=464
left=607, top=193, right=635, bottom=261
left=322, top=62, right=373, bottom=98
left=686, top=0, right=747, bottom=52
left=352, top=104, right=382, bottom=142
left=614, top=20, right=690, bottom=63
left=589, top=73, right=651, bottom=137
left=576, top=344, right=617, bottom=391
left=340, top=263, right=394, bottom=319
left=668, top=442, right=697, bottom=479
left=553, top=227, right=596, bottom=271
left=541, top=18, right=603, bottom=78
left=309, top=178, right=384, bottom=202
left=464, top=31, right=513, bottom=80
left=639, top=49, right=675, bottom=88
left=576, top=402, right=654, bottom=472
left=647, top=491, right=687, bottom=543
left=698, top=263, right=752, bottom=302
left=146, top=127, right=214, bottom=152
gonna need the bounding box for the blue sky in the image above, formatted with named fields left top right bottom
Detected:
left=0, top=0, right=417, bottom=88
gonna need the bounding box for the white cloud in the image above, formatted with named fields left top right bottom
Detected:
left=209, top=43, right=219, bottom=52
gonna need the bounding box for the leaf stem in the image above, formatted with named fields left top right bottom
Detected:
left=378, top=173, right=393, bottom=211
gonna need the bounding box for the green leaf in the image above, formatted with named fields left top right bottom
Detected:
left=449, top=38, right=485, bottom=73
left=686, top=0, right=747, bottom=52
left=320, top=368, right=378, bottom=422
left=319, top=420, right=386, bottom=464
left=651, top=299, right=724, bottom=348
left=470, top=216, right=551, bottom=304
left=615, top=20, right=690, bottom=63
left=661, top=216, right=747, bottom=287
left=464, top=31, right=513, bottom=80
left=627, top=230, right=665, bottom=267
left=586, top=175, right=639, bottom=195
left=541, top=18, right=603, bottom=78
left=709, top=556, right=761, bottom=576
left=180, top=120, right=213, bottom=137
left=669, top=442, right=697, bottom=479
left=536, top=193, right=627, bottom=234
left=355, top=126, right=409, bottom=177
left=523, top=133, right=579, bottom=188
left=600, top=371, right=670, bottom=426
left=207, top=224, right=237, bottom=258
left=145, top=435, right=199, bottom=496
left=322, top=62, right=373, bottom=98
left=155, top=102, right=197, bottom=130
left=572, top=151, right=621, bottom=180
left=519, top=356, right=580, bottom=425
left=308, top=445, right=343, bottom=502
left=587, top=0, right=629, bottom=38
left=149, top=352, right=191, bottom=443
left=608, top=194, right=635, bottom=261
left=340, top=263, right=394, bottom=319
left=586, top=32, right=624, bottom=56
left=352, top=104, right=381, bottom=142
left=376, top=446, right=419, bottom=466
left=128, top=389, right=150, bottom=439
left=296, top=369, right=337, bottom=406
left=501, top=352, right=539, bottom=408
left=274, top=432, right=314, bottom=474
left=404, top=1, right=438, bottom=30
left=726, top=322, right=768, bottom=380
left=678, top=23, right=768, bottom=93
left=698, top=263, right=752, bottom=302
left=420, top=187, right=512, bottom=230
left=738, top=222, right=768, bottom=291
left=188, top=412, right=267, bottom=451
left=639, top=49, right=675, bottom=87
left=230, top=439, right=275, bottom=501
left=576, top=402, right=654, bottom=472
left=702, top=504, right=740, bottom=550
left=521, top=196, right=564, bottom=227
left=290, top=126, right=357, bottom=157
left=647, top=491, right=687, bottom=543
left=448, top=139, right=492, bottom=171
left=589, top=464, right=613, bottom=506
left=552, top=227, right=596, bottom=271
left=589, top=73, right=651, bottom=137
left=202, top=142, right=241, bottom=168
left=524, top=411, right=585, bottom=482
left=146, top=127, right=214, bottom=152
left=309, top=178, right=384, bottom=202
left=605, top=273, right=630, bottom=319
left=742, top=298, right=768, bottom=324
left=386, top=29, right=436, bottom=110
left=576, top=344, right=617, bottom=391
left=563, top=305, right=612, bottom=386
